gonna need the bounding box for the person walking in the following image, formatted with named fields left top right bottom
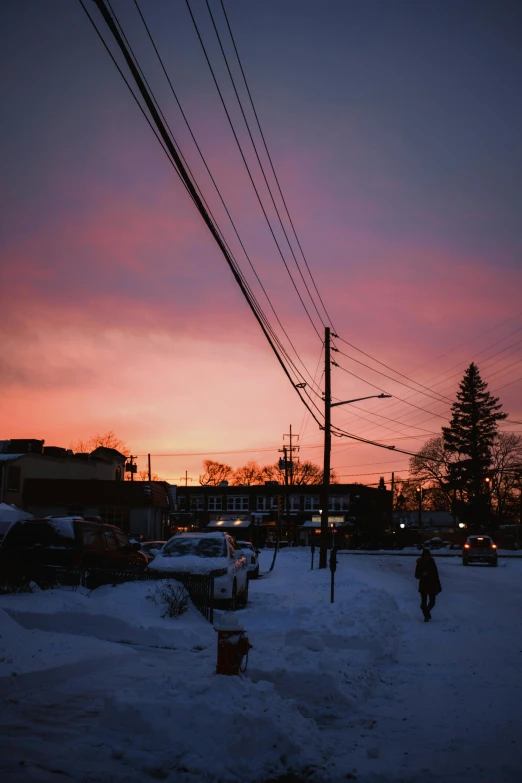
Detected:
left=415, top=548, right=442, bottom=622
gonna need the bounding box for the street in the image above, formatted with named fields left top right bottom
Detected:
left=1, top=550, right=521, bottom=783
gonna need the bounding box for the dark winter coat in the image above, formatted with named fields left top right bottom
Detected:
left=415, top=556, right=441, bottom=595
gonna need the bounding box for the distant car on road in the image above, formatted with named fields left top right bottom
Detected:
left=462, top=535, right=498, bottom=566
left=147, top=532, right=248, bottom=607
left=236, top=540, right=260, bottom=578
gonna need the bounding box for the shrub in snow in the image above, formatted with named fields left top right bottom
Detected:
left=146, top=580, right=190, bottom=618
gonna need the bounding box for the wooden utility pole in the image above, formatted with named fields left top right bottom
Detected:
left=317, top=327, right=392, bottom=568
left=148, top=454, right=152, bottom=482
left=319, top=327, right=331, bottom=568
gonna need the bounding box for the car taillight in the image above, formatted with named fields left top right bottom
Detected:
left=464, top=544, right=470, bottom=549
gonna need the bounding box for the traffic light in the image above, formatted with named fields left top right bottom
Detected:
left=415, top=486, right=422, bottom=501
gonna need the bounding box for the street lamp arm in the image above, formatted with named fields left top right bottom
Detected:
left=330, top=393, right=392, bottom=408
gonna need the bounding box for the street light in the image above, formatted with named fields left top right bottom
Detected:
left=331, top=393, right=392, bottom=408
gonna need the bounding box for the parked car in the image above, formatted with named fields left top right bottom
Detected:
left=139, top=541, right=166, bottom=560
left=147, top=532, right=248, bottom=607
left=237, top=540, right=260, bottom=578
left=0, top=517, right=148, bottom=585
left=462, top=535, right=498, bottom=566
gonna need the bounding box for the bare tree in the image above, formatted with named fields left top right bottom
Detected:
left=233, top=461, right=264, bottom=485
left=70, top=431, right=130, bottom=457
left=409, top=437, right=456, bottom=509
left=261, top=460, right=334, bottom=485
left=489, top=433, right=522, bottom=522
left=199, top=460, right=234, bottom=486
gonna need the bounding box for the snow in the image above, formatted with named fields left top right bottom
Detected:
left=0, top=502, right=32, bottom=524
left=1, top=549, right=521, bottom=782
left=148, top=553, right=230, bottom=574
left=45, top=516, right=77, bottom=538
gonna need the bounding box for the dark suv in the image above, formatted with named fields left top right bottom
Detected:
left=462, top=535, right=498, bottom=566
left=0, top=517, right=148, bottom=585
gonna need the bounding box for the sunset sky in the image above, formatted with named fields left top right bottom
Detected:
left=1, top=0, right=521, bottom=487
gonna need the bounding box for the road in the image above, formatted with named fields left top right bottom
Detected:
left=327, top=554, right=522, bottom=783
left=1, top=552, right=521, bottom=783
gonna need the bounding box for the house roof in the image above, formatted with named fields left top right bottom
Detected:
left=90, top=446, right=127, bottom=463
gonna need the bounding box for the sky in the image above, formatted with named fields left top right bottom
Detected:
left=1, top=0, right=521, bottom=486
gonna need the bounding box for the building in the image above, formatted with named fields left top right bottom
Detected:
left=23, top=479, right=175, bottom=540
left=394, top=510, right=458, bottom=532
left=172, top=482, right=391, bottom=547
left=0, top=439, right=127, bottom=508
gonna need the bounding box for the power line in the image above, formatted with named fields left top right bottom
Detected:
left=132, top=0, right=324, bottom=397
left=87, top=0, right=325, bottom=429
left=184, top=0, right=323, bottom=340
left=218, top=0, right=334, bottom=330
left=332, top=343, right=452, bottom=406
left=333, top=361, right=450, bottom=420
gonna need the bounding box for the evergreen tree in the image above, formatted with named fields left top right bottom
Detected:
left=442, top=363, right=506, bottom=525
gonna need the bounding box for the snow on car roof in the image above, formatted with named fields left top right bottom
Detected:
left=44, top=517, right=79, bottom=539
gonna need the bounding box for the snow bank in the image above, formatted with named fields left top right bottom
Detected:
left=98, top=675, right=327, bottom=782
left=0, top=607, right=134, bottom=683
left=0, top=581, right=214, bottom=651
left=247, top=560, right=400, bottom=722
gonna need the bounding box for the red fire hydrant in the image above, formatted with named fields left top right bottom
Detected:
left=214, top=612, right=252, bottom=676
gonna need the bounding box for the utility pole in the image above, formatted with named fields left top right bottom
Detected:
left=281, top=426, right=300, bottom=544
left=416, top=486, right=423, bottom=528
left=319, top=327, right=332, bottom=569
left=126, top=455, right=137, bottom=482
left=177, top=471, right=194, bottom=486
left=284, top=425, right=299, bottom=484
left=318, top=326, right=392, bottom=568
left=148, top=454, right=152, bottom=482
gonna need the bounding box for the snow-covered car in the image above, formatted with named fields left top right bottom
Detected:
left=139, top=541, right=166, bottom=560
left=236, top=540, right=260, bottom=579
left=462, top=535, right=498, bottom=566
left=147, top=532, right=248, bottom=606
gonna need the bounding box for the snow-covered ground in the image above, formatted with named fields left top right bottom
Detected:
left=1, top=549, right=521, bottom=783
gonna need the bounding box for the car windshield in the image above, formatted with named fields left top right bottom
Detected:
left=238, top=542, right=254, bottom=551
left=162, top=536, right=226, bottom=558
